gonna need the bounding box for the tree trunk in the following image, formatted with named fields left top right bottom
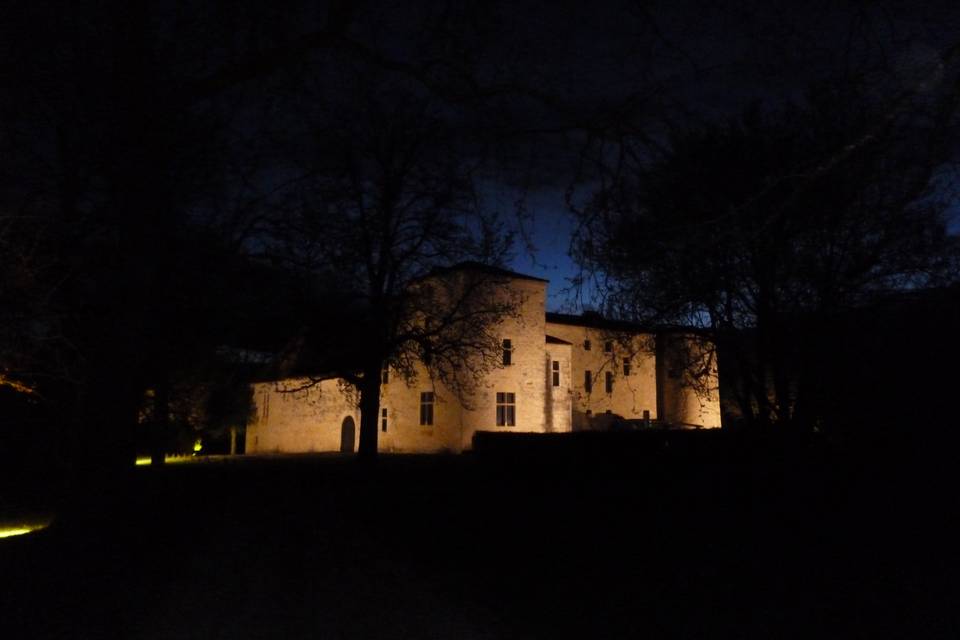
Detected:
left=357, top=366, right=382, bottom=460
left=151, top=377, right=169, bottom=466
left=60, top=363, right=140, bottom=526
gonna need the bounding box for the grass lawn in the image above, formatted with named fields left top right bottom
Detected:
left=0, top=447, right=955, bottom=639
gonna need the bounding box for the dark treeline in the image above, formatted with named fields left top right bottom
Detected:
left=0, top=1, right=575, bottom=497
left=1, top=1, right=959, bottom=508
left=568, top=7, right=960, bottom=444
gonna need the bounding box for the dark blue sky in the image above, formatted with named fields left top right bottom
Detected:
left=510, top=184, right=960, bottom=314
left=507, top=189, right=580, bottom=312
left=469, top=1, right=960, bottom=313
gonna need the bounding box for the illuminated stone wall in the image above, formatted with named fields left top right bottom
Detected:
left=247, top=272, right=721, bottom=455
left=544, top=321, right=659, bottom=428
left=656, top=334, right=722, bottom=429
left=377, top=360, right=461, bottom=453
left=543, top=320, right=721, bottom=430
left=246, top=378, right=359, bottom=453
left=248, top=275, right=579, bottom=453
left=378, top=277, right=565, bottom=452
left=544, top=340, right=573, bottom=433
left=453, top=278, right=552, bottom=448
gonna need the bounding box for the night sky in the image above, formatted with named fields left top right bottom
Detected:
left=2, top=1, right=958, bottom=317
left=506, top=189, right=580, bottom=311
left=488, top=0, right=960, bottom=310
left=2, top=4, right=960, bottom=637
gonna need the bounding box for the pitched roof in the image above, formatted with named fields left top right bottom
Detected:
left=430, top=261, right=549, bottom=283
left=546, top=311, right=656, bottom=333
left=545, top=311, right=706, bottom=335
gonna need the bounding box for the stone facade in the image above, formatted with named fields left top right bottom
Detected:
left=655, top=332, right=723, bottom=429
left=246, top=267, right=721, bottom=454
left=544, top=318, right=659, bottom=429
left=248, top=378, right=359, bottom=453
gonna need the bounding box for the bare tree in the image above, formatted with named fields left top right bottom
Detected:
left=0, top=2, right=271, bottom=480
left=572, top=70, right=960, bottom=430
left=0, top=0, right=546, bottom=475
left=260, top=71, right=522, bottom=457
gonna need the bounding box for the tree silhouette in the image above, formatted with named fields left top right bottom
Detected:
left=260, top=71, right=521, bottom=458
left=573, top=78, right=960, bottom=430
left=0, top=3, right=265, bottom=489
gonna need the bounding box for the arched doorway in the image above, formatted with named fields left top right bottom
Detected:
left=340, top=416, right=356, bottom=453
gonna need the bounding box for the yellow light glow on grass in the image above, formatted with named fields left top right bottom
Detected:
left=135, top=455, right=200, bottom=466
left=0, top=522, right=50, bottom=539
left=0, top=372, right=36, bottom=395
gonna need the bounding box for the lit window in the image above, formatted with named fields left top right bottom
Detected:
left=584, top=370, right=592, bottom=393
left=623, top=359, right=631, bottom=376
left=419, top=392, right=434, bottom=426
left=604, top=341, right=613, bottom=353
left=584, top=339, right=591, bottom=351
left=605, top=371, right=613, bottom=393
left=381, top=408, right=387, bottom=432
left=502, top=339, right=512, bottom=366
left=552, top=360, right=560, bottom=387
left=496, top=392, right=516, bottom=426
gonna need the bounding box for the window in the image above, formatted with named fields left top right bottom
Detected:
left=419, top=392, right=434, bottom=426
left=623, top=359, right=631, bottom=376
left=502, top=339, right=512, bottom=366
left=604, top=341, right=613, bottom=353
left=381, top=365, right=389, bottom=384
left=381, top=408, right=388, bottom=432
left=605, top=371, right=613, bottom=393
left=584, top=370, right=592, bottom=393
left=584, top=339, right=591, bottom=351
left=496, top=392, right=516, bottom=426
left=552, top=360, right=560, bottom=387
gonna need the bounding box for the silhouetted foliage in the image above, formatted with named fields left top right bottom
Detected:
left=0, top=3, right=275, bottom=481
left=574, top=79, right=960, bottom=432
left=2, top=0, right=959, bottom=480
left=258, top=72, right=522, bottom=457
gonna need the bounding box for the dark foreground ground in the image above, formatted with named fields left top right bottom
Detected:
left=1, top=437, right=957, bottom=639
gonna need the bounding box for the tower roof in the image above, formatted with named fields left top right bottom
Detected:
left=430, top=261, right=549, bottom=283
